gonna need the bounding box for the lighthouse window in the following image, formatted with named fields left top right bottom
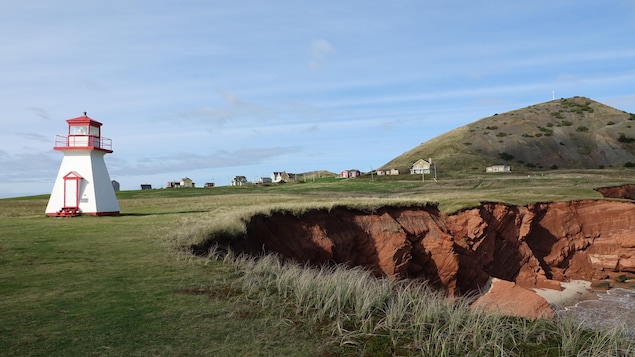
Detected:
left=70, top=125, right=88, bottom=135
left=89, top=126, right=100, bottom=136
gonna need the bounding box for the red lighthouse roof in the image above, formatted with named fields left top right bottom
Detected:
left=66, top=114, right=103, bottom=128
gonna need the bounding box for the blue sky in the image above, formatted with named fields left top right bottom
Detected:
left=1, top=1, right=635, bottom=197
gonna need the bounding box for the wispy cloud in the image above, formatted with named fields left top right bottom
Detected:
left=309, top=39, right=334, bottom=71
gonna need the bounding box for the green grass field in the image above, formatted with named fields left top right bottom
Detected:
left=1, top=171, right=634, bottom=356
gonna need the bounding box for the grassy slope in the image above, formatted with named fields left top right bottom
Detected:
left=380, top=97, right=635, bottom=174
left=1, top=172, right=635, bottom=355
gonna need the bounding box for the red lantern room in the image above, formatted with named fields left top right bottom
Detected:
left=54, top=112, right=112, bottom=153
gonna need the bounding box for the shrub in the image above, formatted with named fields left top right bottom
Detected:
left=550, top=165, right=558, bottom=170
left=618, top=134, right=635, bottom=143
left=561, top=120, right=573, bottom=126
left=521, top=133, right=534, bottom=138
left=538, top=127, right=553, bottom=135
left=498, top=152, right=515, bottom=161
left=486, top=125, right=498, bottom=130
left=576, top=126, right=589, bottom=132
left=496, top=132, right=507, bottom=137
left=607, top=121, right=616, bottom=126
left=625, top=162, right=635, bottom=168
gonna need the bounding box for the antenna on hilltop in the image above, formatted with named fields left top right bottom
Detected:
left=552, top=90, right=555, bottom=100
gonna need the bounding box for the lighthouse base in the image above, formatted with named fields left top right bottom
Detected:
left=46, top=150, right=120, bottom=216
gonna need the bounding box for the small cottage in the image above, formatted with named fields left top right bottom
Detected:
left=410, top=158, right=435, bottom=174
left=486, top=164, right=511, bottom=173
left=340, top=169, right=361, bottom=178
left=271, top=171, right=290, bottom=183
left=230, top=176, right=248, bottom=186
left=180, top=177, right=195, bottom=188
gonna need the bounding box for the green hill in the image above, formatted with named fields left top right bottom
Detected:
left=380, top=96, right=635, bottom=174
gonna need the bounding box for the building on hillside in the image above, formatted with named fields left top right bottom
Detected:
left=377, top=168, right=400, bottom=176
left=340, top=169, right=361, bottom=178
left=486, top=164, right=511, bottom=173
left=140, top=184, right=152, bottom=190
left=180, top=177, right=195, bottom=188
left=271, top=171, right=290, bottom=183
left=410, top=158, right=435, bottom=175
left=258, top=177, right=272, bottom=184
left=203, top=182, right=215, bottom=188
left=166, top=181, right=180, bottom=188
left=230, top=176, right=248, bottom=186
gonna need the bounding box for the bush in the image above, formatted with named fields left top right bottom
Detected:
left=618, top=134, right=635, bottom=143
left=625, top=162, right=635, bottom=168
left=496, top=132, right=507, bottom=137
left=607, top=121, right=616, bottom=126
left=561, top=120, right=573, bottom=126
left=498, top=152, right=515, bottom=161
left=576, top=126, right=589, bottom=132
left=486, top=125, right=498, bottom=130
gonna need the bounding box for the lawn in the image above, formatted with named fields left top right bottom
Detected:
left=1, top=170, right=634, bottom=356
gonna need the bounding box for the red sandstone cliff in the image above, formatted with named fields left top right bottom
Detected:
left=226, top=200, right=635, bottom=318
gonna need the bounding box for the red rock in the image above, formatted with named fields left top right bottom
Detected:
left=224, top=199, right=635, bottom=319
left=472, top=278, right=555, bottom=319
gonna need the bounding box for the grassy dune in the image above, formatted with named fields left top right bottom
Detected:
left=1, top=171, right=634, bottom=356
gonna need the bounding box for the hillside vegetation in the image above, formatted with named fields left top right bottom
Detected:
left=381, top=97, right=635, bottom=174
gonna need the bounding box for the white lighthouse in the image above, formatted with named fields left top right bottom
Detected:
left=45, top=113, right=120, bottom=216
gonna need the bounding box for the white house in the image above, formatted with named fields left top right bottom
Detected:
left=486, top=164, right=511, bottom=173
left=271, top=171, right=290, bottom=183
left=230, top=176, right=248, bottom=186
left=410, top=158, right=435, bottom=175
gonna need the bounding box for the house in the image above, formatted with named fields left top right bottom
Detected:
left=486, top=164, right=511, bottom=173
left=166, top=180, right=180, bottom=188
left=410, top=158, right=435, bottom=175
left=230, top=176, right=248, bottom=186
left=340, top=169, right=361, bottom=178
left=376, top=169, right=399, bottom=176
left=258, top=177, right=272, bottom=184
left=140, top=184, right=152, bottom=190
left=180, top=177, right=195, bottom=188
left=271, top=171, right=290, bottom=183
left=203, top=182, right=215, bottom=188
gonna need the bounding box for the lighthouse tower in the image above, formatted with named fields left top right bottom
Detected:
left=45, top=113, right=120, bottom=216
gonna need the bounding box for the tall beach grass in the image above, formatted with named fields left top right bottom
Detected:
left=207, top=248, right=635, bottom=356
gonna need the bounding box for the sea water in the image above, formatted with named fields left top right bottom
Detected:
left=557, top=288, right=635, bottom=338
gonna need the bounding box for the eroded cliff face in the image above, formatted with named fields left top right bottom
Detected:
left=230, top=200, right=635, bottom=296
left=595, top=184, right=635, bottom=200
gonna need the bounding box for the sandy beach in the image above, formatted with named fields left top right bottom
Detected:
left=532, top=280, right=596, bottom=307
